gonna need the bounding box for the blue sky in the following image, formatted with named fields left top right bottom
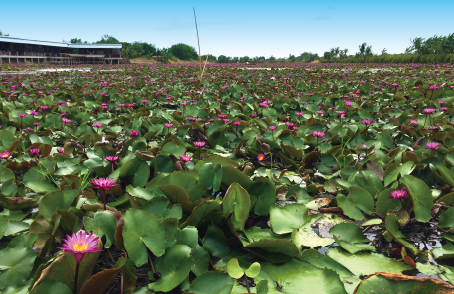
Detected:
left=2, top=0, right=454, bottom=58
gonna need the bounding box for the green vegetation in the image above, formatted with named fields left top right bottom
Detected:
left=0, top=63, right=454, bottom=293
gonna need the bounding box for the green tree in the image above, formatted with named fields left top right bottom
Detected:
left=169, top=43, right=198, bottom=60
left=217, top=55, right=230, bottom=63
left=202, top=54, right=217, bottom=62
left=70, top=38, right=82, bottom=44
left=323, top=51, right=332, bottom=60
left=287, top=54, right=296, bottom=62
left=239, top=56, right=250, bottom=63
left=95, top=35, right=121, bottom=44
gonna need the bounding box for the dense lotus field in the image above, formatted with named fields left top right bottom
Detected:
left=2, top=62, right=454, bottom=294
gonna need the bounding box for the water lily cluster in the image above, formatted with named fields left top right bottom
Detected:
left=0, top=62, right=454, bottom=294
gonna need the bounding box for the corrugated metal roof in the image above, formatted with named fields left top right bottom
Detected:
left=0, top=36, right=121, bottom=49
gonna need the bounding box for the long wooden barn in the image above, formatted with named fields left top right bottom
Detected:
left=0, top=37, right=122, bottom=65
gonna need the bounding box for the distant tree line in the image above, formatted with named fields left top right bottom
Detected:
left=323, top=32, right=454, bottom=64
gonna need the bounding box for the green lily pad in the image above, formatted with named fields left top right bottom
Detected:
left=148, top=245, right=194, bottom=292
left=189, top=271, right=234, bottom=294
left=122, top=208, right=167, bottom=266
left=337, top=186, right=374, bottom=221
left=269, top=203, right=309, bottom=234
left=0, top=247, right=37, bottom=289
left=326, top=247, right=412, bottom=276
left=262, top=258, right=347, bottom=294
left=400, top=175, right=433, bottom=223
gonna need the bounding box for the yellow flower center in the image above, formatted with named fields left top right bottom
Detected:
left=72, top=242, right=88, bottom=252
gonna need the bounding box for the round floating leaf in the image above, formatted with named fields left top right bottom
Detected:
left=432, top=242, right=454, bottom=259
left=0, top=247, right=37, bottom=288
left=123, top=209, right=167, bottom=266
left=256, top=280, right=269, bottom=294
left=292, top=214, right=344, bottom=249
left=222, top=183, right=251, bottom=229
left=329, top=223, right=369, bottom=244
left=189, top=271, right=234, bottom=294
left=400, top=175, right=433, bottom=223
left=29, top=280, right=72, bottom=294
left=249, top=177, right=277, bottom=215
left=438, top=207, right=454, bottom=228
left=337, top=186, right=374, bottom=221
left=191, top=245, right=209, bottom=276
left=0, top=217, right=6, bottom=239
left=245, top=262, right=261, bottom=278
left=270, top=203, right=309, bottom=234
left=148, top=245, right=193, bottom=292
left=376, top=188, right=402, bottom=216
left=262, top=258, right=347, bottom=294
left=83, top=211, right=118, bottom=248
left=202, top=225, right=231, bottom=258
left=300, top=249, right=353, bottom=277
left=227, top=258, right=244, bottom=279
left=327, top=247, right=412, bottom=276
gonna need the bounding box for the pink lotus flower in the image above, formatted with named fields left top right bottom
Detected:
left=441, top=107, right=448, bottom=111
left=60, top=231, right=102, bottom=293
left=29, top=148, right=40, bottom=154
left=423, top=108, right=436, bottom=114
left=344, top=100, right=352, bottom=107
left=57, top=148, right=65, bottom=154
left=92, top=122, right=103, bottom=128
left=105, top=156, right=119, bottom=162
left=312, top=131, right=326, bottom=138
left=59, top=231, right=102, bottom=263
left=410, top=120, right=418, bottom=125
left=269, top=125, right=276, bottom=130
left=389, top=189, right=407, bottom=199
left=251, top=114, right=258, bottom=117
left=18, top=113, right=25, bottom=118
left=141, top=99, right=148, bottom=103
left=129, top=130, right=139, bottom=137
left=316, top=111, right=324, bottom=115
left=180, top=154, right=192, bottom=162
left=257, top=153, right=265, bottom=161
left=429, top=126, right=439, bottom=130
left=296, top=112, right=304, bottom=117
left=165, top=123, right=173, bottom=128
left=233, top=121, right=241, bottom=126
left=425, top=142, right=439, bottom=150
left=438, top=101, right=445, bottom=105
left=62, top=118, right=71, bottom=124
left=362, top=120, right=371, bottom=125
left=0, top=151, right=11, bottom=159
left=91, top=177, right=116, bottom=191
left=188, top=117, right=196, bottom=121
left=193, top=141, right=206, bottom=147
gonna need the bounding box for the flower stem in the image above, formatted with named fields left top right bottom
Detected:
left=103, top=190, right=106, bottom=210
left=74, top=261, right=80, bottom=294
left=399, top=198, right=405, bottom=209
left=244, top=275, right=250, bottom=293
